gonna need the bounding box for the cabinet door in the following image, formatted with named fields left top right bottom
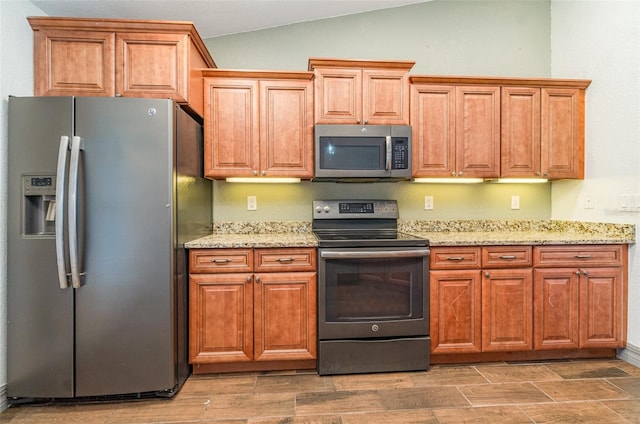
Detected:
left=313, top=67, right=362, bottom=124
left=260, top=80, right=314, bottom=177
left=501, top=87, right=541, bottom=177
left=189, top=273, right=253, bottom=363
left=430, top=270, right=482, bottom=354
left=254, top=272, right=317, bottom=361
left=455, top=86, right=501, bottom=177
left=33, top=29, right=115, bottom=97
left=541, top=87, right=584, bottom=179
left=482, top=268, right=533, bottom=352
left=533, top=268, right=580, bottom=350
left=580, top=267, right=624, bottom=348
left=203, top=78, right=260, bottom=178
left=116, top=32, right=187, bottom=100
left=410, top=85, right=456, bottom=177
left=363, top=69, right=410, bottom=125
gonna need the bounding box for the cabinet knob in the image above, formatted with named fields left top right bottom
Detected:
left=261, top=170, right=266, bottom=176
left=253, top=170, right=258, bottom=176
left=451, top=172, right=456, bottom=176
left=364, top=120, right=368, bottom=124
left=576, top=270, right=581, bottom=275
left=583, top=270, right=589, bottom=276
left=356, top=119, right=361, bottom=124
left=255, top=276, right=261, bottom=283
left=459, top=171, right=463, bottom=176
left=484, top=272, right=490, bottom=278
left=246, top=276, right=251, bottom=283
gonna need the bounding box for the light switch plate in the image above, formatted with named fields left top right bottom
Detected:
left=247, top=195, right=257, bottom=211
left=424, top=195, right=434, bottom=210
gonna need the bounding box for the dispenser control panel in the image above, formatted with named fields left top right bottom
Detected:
left=23, top=175, right=55, bottom=196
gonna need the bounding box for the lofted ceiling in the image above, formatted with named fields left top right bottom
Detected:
left=30, top=0, right=430, bottom=38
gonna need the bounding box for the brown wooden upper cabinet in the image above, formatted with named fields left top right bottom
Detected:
left=410, top=76, right=590, bottom=180
left=410, top=81, right=500, bottom=178
left=309, top=58, right=414, bottom=125
left=502, top=81, right=590, bottom=179
left=201, top=69, right=314, bottom=179
left=28, top=17, right=216, bottom=118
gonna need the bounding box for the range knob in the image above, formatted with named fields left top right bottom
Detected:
left=323, top=205, right=331, bottom=213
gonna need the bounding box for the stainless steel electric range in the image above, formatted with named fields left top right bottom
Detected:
left=312, top=199, right=430, bottom=375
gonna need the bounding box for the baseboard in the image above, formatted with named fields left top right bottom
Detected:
left=0, top=384, right=7, bottom=412
left=618, top=343, right=640, bottom=368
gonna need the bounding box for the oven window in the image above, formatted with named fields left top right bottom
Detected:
left=323, top=256, right=424, bottom=321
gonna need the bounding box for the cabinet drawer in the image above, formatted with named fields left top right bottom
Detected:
left=190, top=249, right=253, bottom=273
left=533, top=245, right=624, bottom=267
left=482, top=246, right=532, bottom=268
left=254, top=248, right=317, bottom=272
left=430, top=247, right=481, bottom=269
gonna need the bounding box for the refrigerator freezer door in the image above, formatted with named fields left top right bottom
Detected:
left=7, top=97, right=75, bottom=398
left=73, top=97, right=177, bottom=396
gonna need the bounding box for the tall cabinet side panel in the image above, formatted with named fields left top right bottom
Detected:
left=175, top=106, right=212, bottom=388
left=7, top=96, right=75, bottom=399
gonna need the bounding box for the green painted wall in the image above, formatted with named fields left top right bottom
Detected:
left=204, top=0, right=552, bottom=222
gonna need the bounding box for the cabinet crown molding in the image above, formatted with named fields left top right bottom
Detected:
left=199, top=68, right=313, bottom=81
left=308, top=57, right=415, bottom=71
left=410, top=75, right=591, bottom=89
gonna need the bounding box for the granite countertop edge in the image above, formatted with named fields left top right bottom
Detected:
left=184, top=219, right=635, bottom=249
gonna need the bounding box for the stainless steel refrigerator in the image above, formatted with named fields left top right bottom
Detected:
left=7, top=96, right=212, bottom=401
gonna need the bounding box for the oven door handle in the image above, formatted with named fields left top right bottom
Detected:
left=320, top=249, right=430, bottom=259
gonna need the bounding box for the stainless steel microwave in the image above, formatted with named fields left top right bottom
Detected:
left=313, top=124, right=412, bottom=182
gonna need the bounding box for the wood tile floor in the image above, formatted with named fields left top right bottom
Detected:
left=3, top=358, right=640, bottom=423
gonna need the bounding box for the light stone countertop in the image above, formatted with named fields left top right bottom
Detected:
left=184, top=220, right=635, bottom=249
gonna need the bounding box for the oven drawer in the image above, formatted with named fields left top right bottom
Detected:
left=482, top=246, right=532, bottom=268
left=430, top=247, right=481, bottom=269
left=189, top=249, right=253, bottom=273
left=254, top=248, right=317, bottom=272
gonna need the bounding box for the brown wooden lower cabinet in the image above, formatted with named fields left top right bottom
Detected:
left=188, top=248, right=317, bottom=373
left=430, top=244, right=627, bottom=363
left=533, top=245, right=627, bottom=350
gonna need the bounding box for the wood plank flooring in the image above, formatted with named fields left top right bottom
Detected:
left=2, top=358, right=640, bottom=423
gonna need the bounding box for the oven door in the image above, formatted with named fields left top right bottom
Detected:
left=318, top=247, right=429, bottom=340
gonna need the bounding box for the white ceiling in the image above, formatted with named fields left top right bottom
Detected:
left=31, top=0, right=429, bottom=38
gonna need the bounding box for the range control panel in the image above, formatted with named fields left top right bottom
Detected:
left=313, top=200, right=399, bottom=219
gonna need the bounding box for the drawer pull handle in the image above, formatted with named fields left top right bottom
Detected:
left=575, top=254, right=592, bottom=259
left=499, top=255, right=517, bottom=259
left=276, top=257, right=295, bottom=263
left=211, top=258, right=232, bottom=264
left=446, top=256, right=465, bottom=261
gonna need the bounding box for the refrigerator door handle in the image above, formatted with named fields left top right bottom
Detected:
left=68, top=136, right=85, bottom=289
left=55, top=136, right=71, bottom=289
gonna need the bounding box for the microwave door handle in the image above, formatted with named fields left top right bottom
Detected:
left=385, top=136, right=392, bottom=171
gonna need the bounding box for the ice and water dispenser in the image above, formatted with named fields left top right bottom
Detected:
left=22, top=175, right=56, bottom=236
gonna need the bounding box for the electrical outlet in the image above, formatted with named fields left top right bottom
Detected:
left=511, top=195, right=520, bottom=210
left=424, top=195, right=434, bottom=210
left=247, top=195, right=257, bottom=211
